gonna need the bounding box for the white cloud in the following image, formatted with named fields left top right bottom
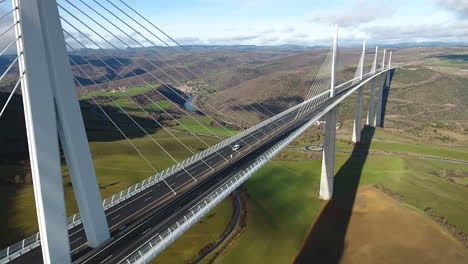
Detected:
left=207, top=34, right=263, bottom=44
left=309, top=3, right=397, bottom=27
left=436, top=0, right=468, bottom=18
left=279, top=25, right=295, bottom=33
left=363, top=21, right=468, bottom=43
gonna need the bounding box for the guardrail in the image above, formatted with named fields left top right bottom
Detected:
left=121, top=68, right=393, bottom=264
left=0, top=68, right=392, bottom=264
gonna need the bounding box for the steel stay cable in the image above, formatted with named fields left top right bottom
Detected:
left=67, top=49, right=217, bottom=171
left=0, top=8, right=15, bottom=21
left=84, top=0, right=268, bottom=137
left=89, top=0, right=194, bottom=83
left=0, top=22, right=16, bottom=39
left=90, top=0, right=274, bottom=121
left=0, top=73, right=23, bottom=119
left=69, top=57, right=205, bottom=179
left=60, top=21, right=235, bottom=143
left=0, top=54, right=20, bottom=83
left=297, top=48, right=332, bottom=116
left=79, top=86, right=177, bottom=195
left=296, top=50, right=332, bottom=118
left=118, top=0, right=181, bottom=48
left=58, top=11, right=240, bottom=139
left=60, top=2, right=244, bottom=133
left=304, top=69, right=332, bottom=114
left=66, top=42, right=227, bottom=164
left=306, top=68, right=331, bottom=108
left=62, top=28, right=251, bottom=156
left=59, top=15, right=262, bottom=147
left=0, top=37, right=20, bottom=58
left=305, top=56, right=333, bottom=111
left=110, top=0, right=275, bottom=118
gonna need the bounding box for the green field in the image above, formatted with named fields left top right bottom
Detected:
left=216, top=125, right=468, bottom=264
left=174, top=116, right=239, bottom=138
left=218, top=161, right=323, bottom=264
left=80, top=84, right=161, bottom=99
left=105, top=97, right=173, bottom=112
left=150, top=198, right=233, bottom=264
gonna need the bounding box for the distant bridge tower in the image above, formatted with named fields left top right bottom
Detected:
left=319, top=25, right=338, bottom=200
left=352, top=40, right=366, bottom=143
left=366, top=46, right=379, bottom=126
left=12, top=0, right=109, bottom=263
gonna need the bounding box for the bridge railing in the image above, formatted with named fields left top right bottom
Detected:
left=121, top=67, right=394, bottom=263
left=0, top=68, right=386, bottom=264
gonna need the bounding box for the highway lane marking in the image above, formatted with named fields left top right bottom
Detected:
left=71, top=237, right=82, bottom=245
left=142, top=227, right=151, bottom=234
left=69, top=188, right=159, bottom=238
left=81, top=198, right=174, bottom=264
left=107, top=190, right=172, bottom=231
left=112, top=214, right=121, bottom=220
left=144, top=196, right=152, bottom=202
left=74, top=189, right=172, bottom=255
left=116, top=231, right=163, bottom=264
left=71, top=242, right=88, bottom=254
left=100, top=255, right=113, bottom=263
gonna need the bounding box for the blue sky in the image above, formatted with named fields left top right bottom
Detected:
left=1, top=0, right=467, bottom=48
left=124, top=0, right=468, bottom=45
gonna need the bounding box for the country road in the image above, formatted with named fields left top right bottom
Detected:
left=192, top=191, right=241, bottom=264
left=287, top=145, right=468, bottom=165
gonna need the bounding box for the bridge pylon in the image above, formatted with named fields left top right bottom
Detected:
left=366, top=46, right=379, bottom=126
left=319, top=25, right=338, bottom=200
left=352, top=40, right=366, bottom=143
left=12, top=0, right=110, bottom=263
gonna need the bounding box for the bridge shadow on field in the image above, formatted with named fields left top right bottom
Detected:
left=294, top=126, right=376, bottom=264
left=380, top=69, right=394, bottom=128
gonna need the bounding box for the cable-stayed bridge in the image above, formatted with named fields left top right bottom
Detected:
left=0, top=1, right=396, bottom=263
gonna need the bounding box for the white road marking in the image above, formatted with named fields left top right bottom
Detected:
left=112, top=214, right=120, bottom=220
left=70, top=237, right=82, bottom=245
left=100, top=254, right=113, bottom=263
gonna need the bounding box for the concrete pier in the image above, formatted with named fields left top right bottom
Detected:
left=319, top=108, right=337, bottom=200
left=366, top=78, right=376, bottom=126
left=352, top=87, right=363, bottom=143
left=375, top=73, right=386, bottom=127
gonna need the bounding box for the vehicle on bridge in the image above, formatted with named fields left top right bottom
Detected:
left=232, top=144, right=242, bottom=151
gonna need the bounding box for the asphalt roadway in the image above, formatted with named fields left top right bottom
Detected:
left=10, top=84, right=355, bottom=264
